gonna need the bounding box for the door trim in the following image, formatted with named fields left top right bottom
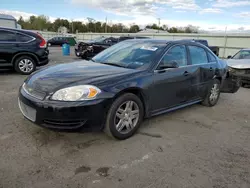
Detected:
left=150, top=98, right=202, bottom=117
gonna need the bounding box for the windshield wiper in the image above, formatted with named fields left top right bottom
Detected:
left=102, top=62, right=126, bottom=68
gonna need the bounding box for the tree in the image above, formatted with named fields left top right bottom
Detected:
left=14, top=14, right=200, bottom=33
left=129, top=25, right=140, bottom=33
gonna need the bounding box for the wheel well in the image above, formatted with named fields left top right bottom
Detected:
left=114, top=88, right=147, bottom=117
left=11, top=53, right=38, bottom=65
left=215, top=77, right=222, bottom=83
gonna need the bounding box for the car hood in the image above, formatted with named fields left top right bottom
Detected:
left=227, top=59, right=250, bottom=69
left=25, top=61, right=138, bottom=93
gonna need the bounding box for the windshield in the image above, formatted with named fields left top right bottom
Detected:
left=233, top=50, right=250, bottom=59
left=92, top=41, right=166, bottom=70
left=89, top=37, right=106, bottom=43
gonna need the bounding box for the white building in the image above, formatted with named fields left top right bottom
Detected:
left=0, top=14, right=17, bottom=28
left=58, top=26, right=68, bottom=34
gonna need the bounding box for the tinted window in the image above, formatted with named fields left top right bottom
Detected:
left=188, top=46, right=208, bottom=65
left=16, top=33, right=32, bottom=42
left=0, top=30, right=16, bottom=42
left=161, top=45, right=187, bottom=67
left=208, top=52, right=217, bottom=62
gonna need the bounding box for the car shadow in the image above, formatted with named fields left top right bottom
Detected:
left=0, top=69, right=22, bottom=76
left=242, top=85, right=250, bottom=88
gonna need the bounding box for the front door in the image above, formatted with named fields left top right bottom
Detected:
left=150, top=45, right=199, bottom=113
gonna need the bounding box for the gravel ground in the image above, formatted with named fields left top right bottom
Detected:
left=0, top=47, right=250, bottom=188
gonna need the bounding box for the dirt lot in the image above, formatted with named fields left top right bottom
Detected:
left=0, top=47, right=250, bottom=188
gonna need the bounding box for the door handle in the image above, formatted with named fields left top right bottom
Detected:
left=183, top=71, right=190, bottom=76
left=209, top=67, right=213, bottom=71
left=155, top=69, right=166, bottom=73
left=15, top=44, right=20, bottom=47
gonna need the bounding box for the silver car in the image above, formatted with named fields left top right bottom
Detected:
left=227, top=49, right=250, bottom=87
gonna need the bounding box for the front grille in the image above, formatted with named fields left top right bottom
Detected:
left=23, top=83, right=46, bottom=100
left=43, top=119, right=86, bottom=129
left=235, top=69, right=246, bottom=75
left=18, top=98, right=36, bottom=122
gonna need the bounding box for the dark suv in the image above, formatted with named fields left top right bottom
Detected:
left=0, top=27, right=49, bottom=74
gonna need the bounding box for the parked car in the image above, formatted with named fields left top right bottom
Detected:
left=18, top=39, right=239, bottom=140
left=47, top=36, right=77, bottom=46
left=227, top=49, right=250, bottom=87
left=188, top=39, right=220, bottom=56
left=75, top=36, right=150, bottom=60
left=0, top=27, right=49, bottom=74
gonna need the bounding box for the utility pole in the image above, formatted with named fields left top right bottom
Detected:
left=223, top=26, right=228, bottom=58
left=87, top=17, right=95, bottom=32
left=105, top=16, right=107, bottom=33
left=157, top=18, right=161, bottom=33
left=71, top=19, right=74, bottom=33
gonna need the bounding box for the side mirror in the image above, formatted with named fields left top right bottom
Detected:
left=159, top=61, right=179, bottom=69
left=227, top=55, right=232, bottom=59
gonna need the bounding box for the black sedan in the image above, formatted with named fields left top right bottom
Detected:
left=75, top=36, right=119, bottom=59
left=18, top=39, right=240, bottom=140
left=47, top=37, right=77, bottom=46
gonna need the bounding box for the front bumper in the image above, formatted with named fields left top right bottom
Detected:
left=18, top=87, right=110, bottom=131
left=234, top=74, right=250, bottom=84
left=221, top=73, right=241, bottom=93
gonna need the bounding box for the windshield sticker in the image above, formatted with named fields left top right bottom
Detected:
left=140, top=46, right=158, bottom=51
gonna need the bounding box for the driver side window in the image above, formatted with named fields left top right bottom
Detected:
left=160, top=45, right=187, bottom=67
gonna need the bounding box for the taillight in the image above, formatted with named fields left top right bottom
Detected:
left=36, top=33, right=46, bottom=48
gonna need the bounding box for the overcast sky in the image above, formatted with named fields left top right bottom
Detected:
left=1, top=0, right=250, bottom=31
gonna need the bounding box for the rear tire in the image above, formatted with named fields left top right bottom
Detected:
left=104, top=93, right=144, bottom=140
left=242, top=83, right=246, bottom=87
left=202, top=79, right=221, bottom=107
left=14, top=56, right=36, bottom=75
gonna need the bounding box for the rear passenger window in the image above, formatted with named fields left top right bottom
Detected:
left=16, top=33, right=32, bottom=42
left=0, top=30, right=16, bottom=42
left=188, top=46, right=208, bottom=65
left=208, top=52, right=217, bottom=62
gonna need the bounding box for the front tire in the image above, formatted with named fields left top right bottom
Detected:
left=104, top=93, right=144, bottom=140
left=202, top=79, right=221, bottom=107
left=14, top=56, right=36, bottom=75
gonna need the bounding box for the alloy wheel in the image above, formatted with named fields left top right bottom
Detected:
left=114, top=101, right=140, bottom=134
left=18, top=59, right=34, bottom=73
left=210, top=83, right=220, bottom=102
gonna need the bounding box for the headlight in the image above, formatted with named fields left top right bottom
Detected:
left=228, top=67, right=235, bottom=73
left=51, top=85, right=101, bottom=101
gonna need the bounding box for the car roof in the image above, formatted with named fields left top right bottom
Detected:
left=122, top=39, right=207, bottom=46
left=241, top=48, right=250, bottom=51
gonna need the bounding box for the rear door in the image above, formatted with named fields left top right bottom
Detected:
left=0, top=29, right=17, bottom=65
left=187, top=45, right=216, bottom=99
